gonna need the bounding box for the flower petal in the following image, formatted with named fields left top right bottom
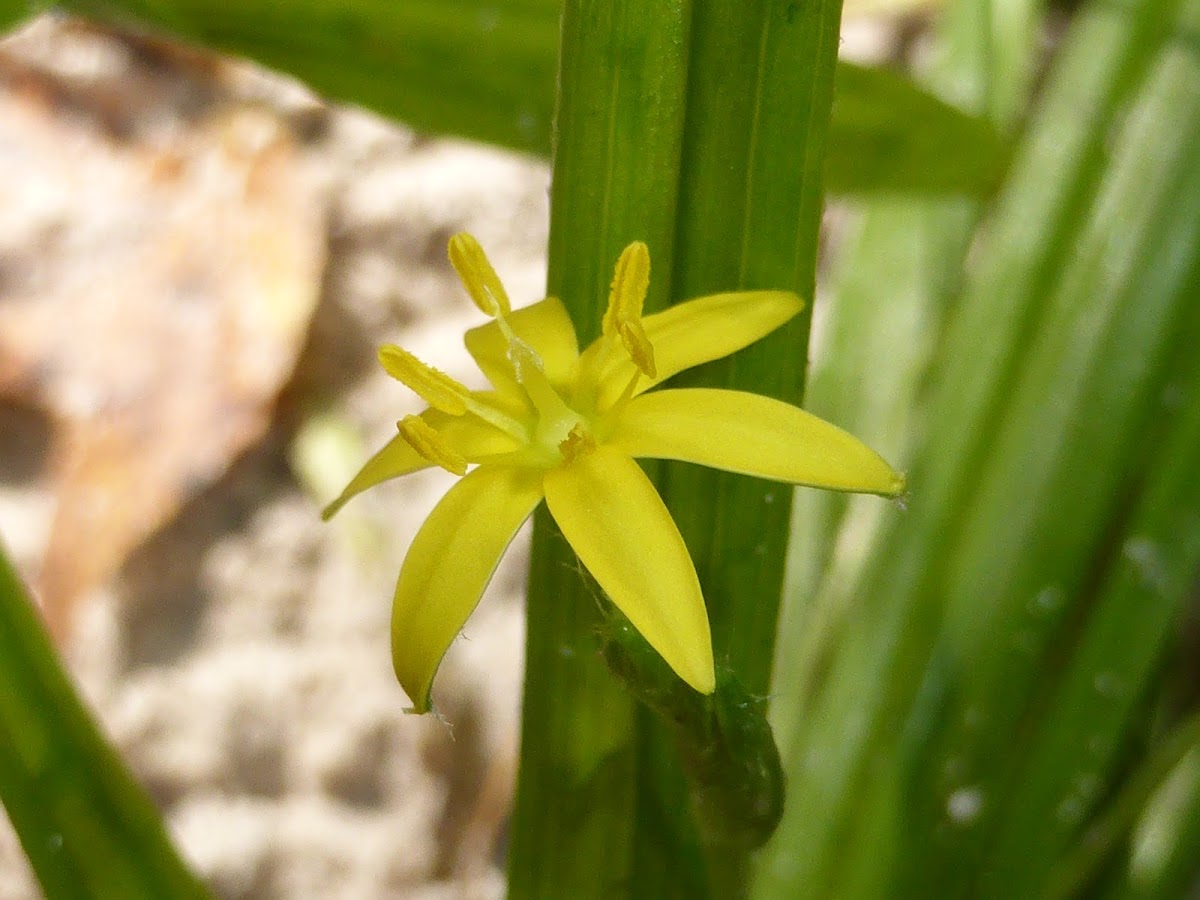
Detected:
left=392, top=464, right=544, bottom=713
left=543, top=446, right=715, bottom=695
left=321, top=409, right=520, bottom=519
left=607, top=388, right=905, bottom=495
left=464, top=297, right=580, bottom=398
left=584, top=290, right=803, bottom=410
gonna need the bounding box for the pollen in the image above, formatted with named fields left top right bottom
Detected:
left=398, top=415, right=468, bottom=476
left=448, top=232, right=511, bottom=318
left=558, top=422, right=597, bottom=463
left=378, top=345, right=470, bottom=416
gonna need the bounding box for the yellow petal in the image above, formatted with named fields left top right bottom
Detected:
left=392, top=464, right=544, bottom=713
left=606, top=388, right=905, bottom=496
left=321, top=409, right=520, bottom=519
left=543, top=446, right=715, bottom=695
left=584, top=290, right=804, bottom=410
left=465, top=297, right=580, bottom=398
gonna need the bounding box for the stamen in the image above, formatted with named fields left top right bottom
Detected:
left=448, top=232, right=511, bottom=318
left=602, top=241, right=651, bottom=337
left=601, top=241, right=657, bottom=379
left=509, top=341, right=575, bottom=422
left=558, top=423, right=596, bottom=463
left=378, top=345, right=469, bottom=416
left=398, top=415, right=468, bottom=476
left=618, top=319, right=656, bottom=379
left=612, top=367, right=643, bottom=410
left=459, top=395, right=532, bottom=444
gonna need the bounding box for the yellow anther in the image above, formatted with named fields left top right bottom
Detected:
left=602, top=241, right=651, bottom=337
left=600, top=241, right=657, bottom=379
left=398, top=415, right=468, bottom=476
left=558, top=422, right=597, bottom=463
left=378, top=345, right=470, bottom=416
left=448, top=232, right=511, bottom=318
left=618, top=319, right=657, bottom=379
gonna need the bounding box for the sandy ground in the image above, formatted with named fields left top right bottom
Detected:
left=0, top=15, right=548, bottom=898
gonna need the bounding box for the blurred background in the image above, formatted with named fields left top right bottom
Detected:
left=0, top=14, right=551, bottom=897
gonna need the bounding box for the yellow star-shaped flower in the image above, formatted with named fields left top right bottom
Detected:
left=324, top=234, right=904, bottom=713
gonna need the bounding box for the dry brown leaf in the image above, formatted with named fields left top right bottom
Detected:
left=0, top=29, right=326, bottom=640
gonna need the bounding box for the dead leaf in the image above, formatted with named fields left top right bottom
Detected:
left=0, top=23, right=326, bottom=640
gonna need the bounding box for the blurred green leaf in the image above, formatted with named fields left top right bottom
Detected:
left=758, top=0, right=1200, bottom=895
left=43, top=0, right=1001, bottom=197
left=825, top=61, right=1006, bottom=196
left=0, top=545, right=209, bottom=899
left=55, top=0, right=562, bottom=154
left=1112, top=727, right=1200, bottom=898
left=1050, top=713, right=1200, bottom=899
left=0, top=2, right=27, bottom=32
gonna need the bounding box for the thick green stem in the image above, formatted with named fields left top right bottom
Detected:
left=506, top=2, right=692, bottom=897
left=509, top=1, right=844, bottom=897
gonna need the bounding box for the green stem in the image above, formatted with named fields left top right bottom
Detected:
left=506, top=2, right=692, bottom=897
left=509, top=2, right=844, bottom=896
left=664, top=4, right=845, bottom=893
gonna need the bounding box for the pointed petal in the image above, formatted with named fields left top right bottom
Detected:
left=543, top=446, right=715, bottom=695
left=607, top=388, right=905, bottom=496
left=321, top=409, right=520, bottom=519
left=392, top=464, right=544, bottom=713
left=584, top=290, right=803, bottom=410
left=464, top=297, right=580, bottom=398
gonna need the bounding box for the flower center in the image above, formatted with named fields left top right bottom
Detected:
left=558, top=422, right=597, bottom=463
left=387, top=234, right=661, bottom=475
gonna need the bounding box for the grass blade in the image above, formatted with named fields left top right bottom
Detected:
left=0, top=546, right=209, bottom=899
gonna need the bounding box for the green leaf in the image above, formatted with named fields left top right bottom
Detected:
left=1109, top=725, right=1200, bottom=899
left=1050, top=714, right=1200, bottom=899
left=758, top=0, right=1200, bottom=895
left=0, top=545, right=209, bottom=899
left=0, top=1, right=28, bottom=32
left=50, top=0, right=561, bottom=155
left=825, top=61, right=1007, bottom=196
left=43, top=0, right=1002, bottom=197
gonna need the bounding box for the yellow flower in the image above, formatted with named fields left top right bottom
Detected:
left=324, top=234, right=904, bottom=713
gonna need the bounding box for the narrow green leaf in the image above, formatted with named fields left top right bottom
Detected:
left=983, top=189, right=1200, bottom=891
left=772, top=199, right=937, bottom=754
left=759, top=0, right=1200, bottom=895
left=1109, top=732, right=1200, bottom=899
left=668, top=0, right=840, bottom=694
left=0, top=545, right=209, bottom=899
left=893, top=0, right=1200, bottom=891
left=1050, top=714, right=1200, bottom=899
left=52, top=0, right=561, bottom=155
left=41, top=0, right=1002, bottom=197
